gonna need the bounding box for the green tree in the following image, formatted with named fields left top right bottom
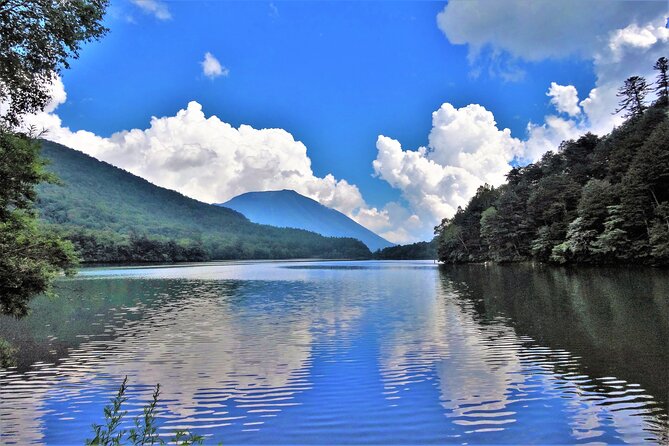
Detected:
left=527, top=175, right=580, bottom=226
left=628, top=119, right=669, bottom=230
left=483, top=190, right=530, bottom=262
left=531, top=225, right=560, bottom=261
left=0, top=133, right=78, bottom=317
left=649, top=218, right=669, bottom=263
left=479, top=206, right=500, bottom=257
left=436, top=219, right=468, bottom=263
left=561, top=133, right=600, bottom=185
left=0, top=0, right=108, bottom=316
left=435, top=184, right=499, bottom=262
left=435, top=59, right=668, bottom=266
left=591, top=205, right=633, bottom=261
left=0, top=0, right=108, bottom=127
left=576, top=179, right=615, bottom=230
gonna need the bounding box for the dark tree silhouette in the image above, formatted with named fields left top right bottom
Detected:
left=653, top=56, right=668, bottom=104
left=615, top=76, right=650, bottom=119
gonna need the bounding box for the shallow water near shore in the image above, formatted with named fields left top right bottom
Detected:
left=0, top=260, right=667, bottom=444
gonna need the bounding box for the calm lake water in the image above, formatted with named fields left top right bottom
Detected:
left=0, top=260, right=667, bottom=444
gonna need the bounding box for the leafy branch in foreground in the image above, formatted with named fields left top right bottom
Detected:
left=86, top=377, right=204, bottom=446
left=1, top=0, right=108, bottom=317
left=0, top=131, right=79, bottom=318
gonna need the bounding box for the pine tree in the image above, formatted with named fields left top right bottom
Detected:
left=653, top=56, right=669, bottom=104
left=615, top=76, right=650, bottom=119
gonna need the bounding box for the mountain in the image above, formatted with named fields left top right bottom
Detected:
left=219, top=190, right=394, bottom=252
left=36, top=141, right=371, bottom=262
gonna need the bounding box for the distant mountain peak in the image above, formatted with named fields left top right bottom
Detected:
left=219, top=190, right=394, bottom=252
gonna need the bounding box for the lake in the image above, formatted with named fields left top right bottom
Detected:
left=0, top=260, right=667, bottom=444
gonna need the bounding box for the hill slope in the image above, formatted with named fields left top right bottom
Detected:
left=373, top=239, right=437, bottom=260
left=36, top=141, right=371, bottom=262
left=219, top=190, right=394, bottom=251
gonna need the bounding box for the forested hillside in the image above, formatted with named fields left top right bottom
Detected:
left=436, top=68, right=668, bottom=265
left=373, top=239, right=437, bottom=260
left=36, top=141, right=371, bottom=262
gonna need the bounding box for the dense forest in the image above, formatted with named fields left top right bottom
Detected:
left=436, top=60, right=669, bottom=265
left=373, top=239, right=437, bottom=260
left=37, top=141, right=372, bottom=263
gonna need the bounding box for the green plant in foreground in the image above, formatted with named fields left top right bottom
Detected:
left=87, top=377, right=204, bottom=446
left=128, top=383, right=161, bottom=445
left=87, top=376, right=128, bottom=445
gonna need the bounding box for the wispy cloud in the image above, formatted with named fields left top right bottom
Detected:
left=131, top=0, right=171, bottom=21
left=269, top=2, right=279, bottom=18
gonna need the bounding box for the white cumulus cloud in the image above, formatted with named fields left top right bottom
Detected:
left=546, top=82, right=581, bottom=117
left=131, top=0, right=171, bottom=21
left=28, top=101, right=364, bottom=212
left=580, top=18, right=669, bottom=135
left=201, top=52, right=229, bottom=79
left=526, top=17, right=669, bottom=152
left=372, top=103, right=524, bottom=241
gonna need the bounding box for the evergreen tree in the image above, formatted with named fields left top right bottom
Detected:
left=551, top=217, right=598, bottom=264
left=561, top=133, right=599, bottom=185
left=550, top=179, right=614, bottom=263
left=615, top=76, right=650, bottom=119
left=653, top=56, right=668, bottom=105
left=484, top=190, right=529, bottom=261
left=649, top=213, right=669, bottom=263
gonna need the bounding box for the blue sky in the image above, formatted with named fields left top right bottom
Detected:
left=38, top=0, right=668, bottom=242
left=56, top=1, right=596, bottom=205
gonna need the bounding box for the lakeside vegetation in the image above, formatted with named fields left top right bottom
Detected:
left=435, top=60, right=669, bottom=266
left=373, top=239, right=437, bottom=260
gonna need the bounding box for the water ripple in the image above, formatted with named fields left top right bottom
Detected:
left=0, top=261, right=667, bottom=444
